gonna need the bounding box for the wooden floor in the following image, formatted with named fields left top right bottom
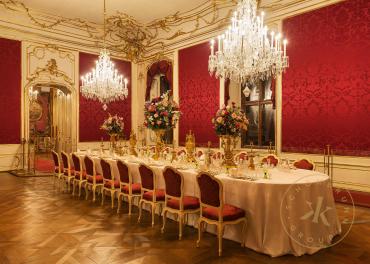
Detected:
left=0, top=173, right=369, bottom=264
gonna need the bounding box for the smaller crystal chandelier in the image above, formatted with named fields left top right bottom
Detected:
left=28, top=86, right=38, bottom=102
left=208, top=0, right=289, bottom=83
left=80, top=0, right=128, bottom=111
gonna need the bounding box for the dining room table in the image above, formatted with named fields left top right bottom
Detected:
left=76, top=151, right=341, bottom=257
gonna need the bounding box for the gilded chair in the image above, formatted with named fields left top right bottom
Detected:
left=101, top=159, right=120, bottom=208
left=177, top=149, right=186, bottom=156
left=61, top=151, right=75, bottom=192
left=234, top=152, right=249, bottom=162
left=195, top=150, right=204, bottom=158
left=161, top=166, right=200, bottom=240
left=116, top=160, right=141, bottom=214
left=293, top=158, right=315, bottom=170
left=196, top=172, right=247, bottom=256
left=71, top=154, right=87, bottom=197
left=51, top=150, right=63, bottom=190
left=137, top=164, right=165, bottom=227
left=212, top=151, right=224, bottom=160
left=261, top=154, right=280, bottom=167
left=84, top=156, right=104, bottom=202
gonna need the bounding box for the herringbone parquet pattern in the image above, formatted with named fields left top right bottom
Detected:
left=0, top=173, right=369, bottom=264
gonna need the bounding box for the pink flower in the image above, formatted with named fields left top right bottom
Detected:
left=157, top=120, right=162, bottom=125
left=154, top=113, right=159, bottom=118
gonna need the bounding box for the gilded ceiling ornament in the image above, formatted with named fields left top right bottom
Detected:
left=0, top=0, right=243, bottom=61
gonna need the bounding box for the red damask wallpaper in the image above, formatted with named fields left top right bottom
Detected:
left=282, top=0, right=370, bottom=156
left=0, top=38, right=21, bottom=144
left=179, top=42, right=220, bottom=147
left=79, top=52, right=131, bottom=142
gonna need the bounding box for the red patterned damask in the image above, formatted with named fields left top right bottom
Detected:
left=282, top=0, right=370, bottom=156
left=79, top=52, right=131, bottom=142
left=179, top=42, right=220, bottom=147
left=0, top=38, right=21, bottom=144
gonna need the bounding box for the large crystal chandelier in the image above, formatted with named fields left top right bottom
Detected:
left=80, top=0, right=128, bottom=111
left=208, top=0, right=289, bottom=83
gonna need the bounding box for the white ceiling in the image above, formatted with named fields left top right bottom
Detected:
left=21, top=0, right=207, bottom=24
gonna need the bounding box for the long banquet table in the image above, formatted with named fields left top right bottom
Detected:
left=77, top=152, right=341, bottom=257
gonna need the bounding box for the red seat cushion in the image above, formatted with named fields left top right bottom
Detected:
left=122, top=183, right=141, bottom=194
left=74, top=170, right=86, bottom=179
left=143, top=189, right=165, bottom=201
left=167, top=196, right=200, bottom=210
left=104, top=180, right=120, bottom=189
left=87, top=175, right=103, bottom=184
left=202, top=204, right=245, bottom=221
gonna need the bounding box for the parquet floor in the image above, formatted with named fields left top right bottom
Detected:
left=0, top=172, right=369, bottom=264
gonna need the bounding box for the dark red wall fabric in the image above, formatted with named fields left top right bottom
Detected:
left=79, top=52, right=131, bottom=142
left=282, top=0, right=370, bottom=156
left=0, top=38, right=21, bottom=144
left=179, top=42, right=220, bottom=147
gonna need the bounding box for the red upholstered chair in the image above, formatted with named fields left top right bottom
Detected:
left=71, top=154, right=87, bottom=197
left=161, top=166, right=200, bottom=240
left=100, top=159, right=119, bottom=208
left=84, top=156, right=104, bottom=202
left=293, top=158, right=315, bottom=170
left=137, top=164, right=165, bottom=227
left=177, top=149, right=186, bottom=156
left=196, top=172, right=247, bottom=256
left=61, top=151, right=75, bottom=192
left=234, top=152, right=249, bottom=162
left=195, top=150, right=204, bottom=158
left=51, top=150, right=63, bottom=189
left=212, top=151, right=224, bottom=160
left=261, top=154, right=280, bottom=167
left=116, top=160, right=141, bottom=215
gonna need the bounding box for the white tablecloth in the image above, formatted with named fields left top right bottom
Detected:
left=78, top=153, right=341, bottom=257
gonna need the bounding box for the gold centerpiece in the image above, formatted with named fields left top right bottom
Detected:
left=143, top=91, right=180, bottom=160
left=129, top=130, right=138, bottom=156
left=100, top=114, right=124, bottom=153
left=212, top=103, right=249, bottom=168
left=153, top=129, right=166, bottom=160
left=185, top=130, right=196, bottom=163
left=220, top=135, right=238, bottom=168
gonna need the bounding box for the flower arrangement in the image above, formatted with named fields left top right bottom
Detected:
left=144, top=91, right=180, bottom=130
left=100, top=114, right=124, bottom=135
left=212, top=103, right=249, bottom=136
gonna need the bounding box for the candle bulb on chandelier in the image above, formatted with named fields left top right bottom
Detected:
left=124, top=78, right=128, bottom=89
left=218, top=35, right=222, bottom=52
left=270, top=31, right=275, bottom=48
left=283, top=39, right=287, bottom=57
left=261, top=11, right=264, bottom=29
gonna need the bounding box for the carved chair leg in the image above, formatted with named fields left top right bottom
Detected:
left=137, top=200, right=144, bottom=223
left=218, top=225, right=224, bottom=257
left=161, top=209, right=168, bottom=233
left=151, top=203, right=156, bottom=227
left=196, top=220, right=203, bottom=247
left=128, top=196, right=133, bottom=215
left=101, top=189, right=105, bottom=206
left=178, top=213, right=183, bottom=240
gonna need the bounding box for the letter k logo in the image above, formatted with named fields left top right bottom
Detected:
left=300, top=196, right=332, bottom=226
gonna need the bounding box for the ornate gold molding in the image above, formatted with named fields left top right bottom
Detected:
left=0, top=0, right=237, bottom=61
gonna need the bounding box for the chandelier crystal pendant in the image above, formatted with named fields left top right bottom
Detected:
left=208, top=0, right=289, bottom=84
left=80, top=0, right=128, bottom=111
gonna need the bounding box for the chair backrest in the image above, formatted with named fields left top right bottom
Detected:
left=51, top=150, right=60, bottom=168
left=117, top=160, right=130, bottom=184
left=212, top=151, right=224, bottom=160
left=196, top=150, right=203, bottom=158
left=163, top=167, right=183, bottom=198
left=235, top=152, right=248, bottom=161
left=61, top=151, right=70, bottom=170
left=84, top=156, right=95, bottom=176
left=293, top=159, right=315, bottom=170
left=139, top=164, right=155, bottom=190
left=100, top=159, right=112, bottom=180
left=196, top=172, right=222, bottom=208
left=71, top=154, right=81, bottom=173
left=262, top=154, right=279, bottom=166
left=177, top=149, right=186, bottom=156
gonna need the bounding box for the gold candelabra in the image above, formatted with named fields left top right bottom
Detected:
left=185, top=130, right=196, bottom=163
left=129, top=130, right=138, bottom=156
left=248, top=141, right=256, bottom=170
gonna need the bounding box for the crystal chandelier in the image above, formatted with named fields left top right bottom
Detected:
left=208, top=0, right=289, bottom=83
left=80, top=0, right=128, bottom=111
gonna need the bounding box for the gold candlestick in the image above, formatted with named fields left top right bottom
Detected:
left=185, top=130, right=196, bottom=163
